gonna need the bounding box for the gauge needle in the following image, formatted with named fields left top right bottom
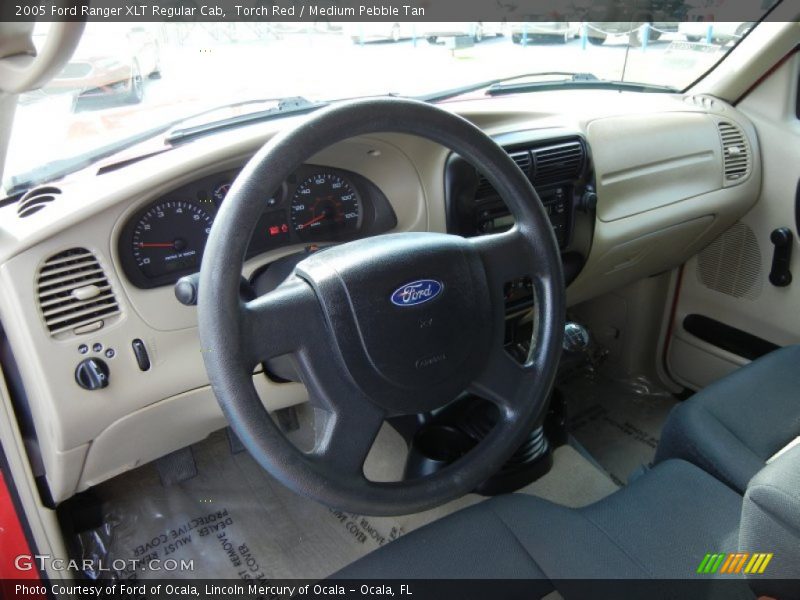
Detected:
left=299, top=213, right=326, bottom=229
left=139, top=242, right=175, bottom=248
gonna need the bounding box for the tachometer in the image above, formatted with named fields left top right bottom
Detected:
left=131, top=200, right=213, bottom=280
left=290, top=173, right=360, bottom=239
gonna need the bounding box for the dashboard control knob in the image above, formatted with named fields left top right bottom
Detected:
left=75, top=358, right=109, bottom=390
left=580, top=189, right=598, bottom=213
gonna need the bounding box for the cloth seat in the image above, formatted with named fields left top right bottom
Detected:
left=335, top=459, right=749, bottom=593
left=655, top=345, right=800, bottom=493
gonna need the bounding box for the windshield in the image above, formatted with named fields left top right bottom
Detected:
left=1, top=17, right=770, bottom=193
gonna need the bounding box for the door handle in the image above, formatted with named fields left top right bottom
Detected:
left=769, top=227, right=793, bottom=287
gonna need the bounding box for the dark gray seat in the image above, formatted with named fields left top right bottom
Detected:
left=655, top=344, right=800, bottom=494
left=336, top=452, right=800, bottom=598
left=333, top=348, right=800, bottom=596
left=337, top=460, right=743, bottom=583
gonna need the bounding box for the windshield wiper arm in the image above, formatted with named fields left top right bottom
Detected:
left=165, top=96, right=324, bottom=144
left=4, top=97, right=326, bottom=195
left=417, top=72, right=600, bottom=103
left=419, top=71, right=677, bottom=103
left=486, top=78, right=678, bottom=95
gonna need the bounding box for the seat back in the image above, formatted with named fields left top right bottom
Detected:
left=739, top=444, right=800, bottom=598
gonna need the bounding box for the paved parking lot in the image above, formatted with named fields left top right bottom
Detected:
left=5, top=28, right=726, bottom=189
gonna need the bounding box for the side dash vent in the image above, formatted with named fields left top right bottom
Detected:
left=37, top=248, right=121, bottom=336
left=717, top=121, right=751, bottom=185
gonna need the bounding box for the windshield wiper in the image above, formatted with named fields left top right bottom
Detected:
left=5, top=120, right=180, bottom=197
left=4, top=97, right=325, bottom=196
left=418, top=72, right=600, bottom=103
left=487, top=78, right=678, bottom=96
left=165, top=96, right=324, bottom=144
left=419, top=71, right=677, bottom=103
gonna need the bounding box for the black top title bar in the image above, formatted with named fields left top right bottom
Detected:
left=2, top=0, right=786, bottom=23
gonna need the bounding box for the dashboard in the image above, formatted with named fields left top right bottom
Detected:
left=118, top=164, right=397, bottom=288
left=0, top=89, right=763, bottom=505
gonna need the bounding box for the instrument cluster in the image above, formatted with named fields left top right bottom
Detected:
left=118, top=165, right=397, bottom=288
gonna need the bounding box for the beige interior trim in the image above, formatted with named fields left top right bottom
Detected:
left=0, top=360, right=68, bottom=581
left=692, top=20, right=799, bottom=103
left=0, top=21, right=85, bottom=95
left=668, top=51, right=800, bottom=390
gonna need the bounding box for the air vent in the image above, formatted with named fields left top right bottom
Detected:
left=509, top=150, right=532, bottom=174
left=37, top=248, right=121, bottom=336
left=476, top=150, right=532, bottom=196
left=696, top=222, right=761, bottom=300
left=683, top=94, right=720, bottom=111
left=475, top=176, right=495, bottom=197
left=17, top=186, right=62, bottom=218
left=532, top=140, right=584, bottom=186
left=475, top=139, right=584, bottom=198
left=717, top=121, right=751, bottom=185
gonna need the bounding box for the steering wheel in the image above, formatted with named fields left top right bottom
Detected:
left=198, top=98, right=564, bottom=516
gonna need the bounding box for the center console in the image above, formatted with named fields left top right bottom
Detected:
left=399, top=133, right=597, bottom=494
left=445, top=132, right=594, bottom=308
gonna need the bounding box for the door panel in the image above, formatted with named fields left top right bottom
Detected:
left=668, top=51, right=800, bottom=390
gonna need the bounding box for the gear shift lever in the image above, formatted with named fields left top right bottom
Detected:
left=558, top=321, right=600, bottom=381
left=563, top=322, right=591, bottom=353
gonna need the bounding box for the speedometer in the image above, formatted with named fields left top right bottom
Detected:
left=290, top=173, right=361, bottom=240
left=131, top=200, right=213, bottom=280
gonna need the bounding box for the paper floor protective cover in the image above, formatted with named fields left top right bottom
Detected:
left=75, top=423, right=617, bottom=580
left=565, top=371, right=678, bottom=486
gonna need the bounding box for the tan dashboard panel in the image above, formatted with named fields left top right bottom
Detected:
left=0, top=89, right=764, bottom=504
left=588, top=112, right=722, bottom=222
left=0, top=127, right=431, bottom=503
left=77, top=375, right=291, bottom=490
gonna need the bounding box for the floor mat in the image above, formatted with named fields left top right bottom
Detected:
left=563, top=371, right=678, bottom=486
left=75, top=424, right=616, bottom=581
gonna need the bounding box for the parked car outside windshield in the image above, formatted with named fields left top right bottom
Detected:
left=2, top=19, right=758, bottom=194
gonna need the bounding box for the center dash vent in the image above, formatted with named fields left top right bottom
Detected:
left=17, top=186, right=62, bottom=218
left=509, top=150, right=532, bottom=174
left=475, top=150, right=532, bottom=196
left=717, top=121, right=751, bottom=185
left=37, top=248, right=121, bottom=336
left=532, top=140, right=585, bottom=186
left=475, top=138, right=584, bottom=198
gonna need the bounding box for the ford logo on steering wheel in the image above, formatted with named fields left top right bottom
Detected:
left=390, top=279, right=444, bottom=307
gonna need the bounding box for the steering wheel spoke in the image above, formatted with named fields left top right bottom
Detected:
left=241, top=277, right=321, bottom=365
left=310, top=400, right=385, bottom=478
left=468, top=349, right=539, bottom=415
left=469, top=227, right=549, bottom=290
left=467, top=227, right=559, bottom=416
